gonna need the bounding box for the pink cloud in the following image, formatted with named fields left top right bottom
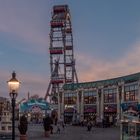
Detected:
left=76, top=41, right=140, bottom=82
left=1, top=41, right=140, bottom=99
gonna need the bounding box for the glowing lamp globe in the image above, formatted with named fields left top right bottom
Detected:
left=7, top=71, right=20, bottom=94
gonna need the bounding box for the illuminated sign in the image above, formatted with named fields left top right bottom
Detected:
left=20, top=98, right=49, bottom=112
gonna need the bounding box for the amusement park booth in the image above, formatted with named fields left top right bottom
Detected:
left=121, top=120, right=140, bottom=140
left=120, top=103, right=140, bottom=140
left=19, top=98, right=50, bottom=123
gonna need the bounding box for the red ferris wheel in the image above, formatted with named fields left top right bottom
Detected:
left=45, top=5, right=78, bottom=102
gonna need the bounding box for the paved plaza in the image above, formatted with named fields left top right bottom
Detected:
left=15, top=124, right=120, bottom=140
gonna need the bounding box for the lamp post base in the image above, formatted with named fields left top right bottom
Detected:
left=20, top=135, right=27, bottom=140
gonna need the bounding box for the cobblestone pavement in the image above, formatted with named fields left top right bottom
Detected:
left=16, top=124, right=120, bottom=140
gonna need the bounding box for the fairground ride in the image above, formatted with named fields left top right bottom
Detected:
left=45, top=5, right=78, bottom=103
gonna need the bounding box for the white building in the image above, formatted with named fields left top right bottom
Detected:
left=0, top=110, right=12, bottom=132
left=58, top=72, right=140, bottom=125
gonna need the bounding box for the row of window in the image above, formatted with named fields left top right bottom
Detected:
left=84, top=96, right=96, bottom=104
left=84, top=91, right=96, bottom=96
left=64, top=92, right=77, bottom=97
left=64, top=96, right=97, bottom=104
left=64, top=84, right=139, bottom=104
left=64, top=93, right=138, bottom=104
left=64, top=97, right=76, bottom=104
left=125, top=84, right=138, bottom=92
left=104, top=88, right=117, bottom=94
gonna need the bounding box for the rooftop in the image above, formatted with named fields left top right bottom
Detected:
left=63, top=72, right=140, bottom=90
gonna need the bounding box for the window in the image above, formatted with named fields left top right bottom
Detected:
left=2, top=126, right=5, bottom=130
left=125, top=92, right=129, bottom=101
left=83, top=91, right=97, bottom=104
left=103, top=88, right=117, bottom=103
left=124, top=84, right=138, bottom=101
left=64, top=92, right=77, bottom=104
left=129, top=91, right=135, bottom=101
left=104, top=94, right=108, bottom=103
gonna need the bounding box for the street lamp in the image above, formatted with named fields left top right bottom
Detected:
left=7, top=71, right=20, bottom=140
left=118, top=85, right=122, bottom=121
left=98, top=88, right=101, bottom=119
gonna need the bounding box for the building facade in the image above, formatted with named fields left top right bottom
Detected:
left=0, top=97, right=10, bottom=121
left=58, top=72, right=140, bottom=124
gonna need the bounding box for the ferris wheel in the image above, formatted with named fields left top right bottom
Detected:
left=45, top=5, right=78, bottom=102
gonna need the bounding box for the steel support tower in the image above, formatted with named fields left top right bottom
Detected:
left=45, top=5, right=78, bottom=102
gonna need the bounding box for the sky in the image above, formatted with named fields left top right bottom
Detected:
left=1, top=0, right=140, bottom=100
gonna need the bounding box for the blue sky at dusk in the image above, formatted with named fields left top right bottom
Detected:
left=1, top=0, right=140, bottom=100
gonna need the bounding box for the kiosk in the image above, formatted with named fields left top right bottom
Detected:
left=121, top=120, right=140, bottom=140
left=120, top=109, right=140, bottom=140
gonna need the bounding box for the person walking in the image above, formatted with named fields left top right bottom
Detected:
left=62, top=122, right=65, bottom=130
left=56, top=123, right=61, bottom=134
left=43, top=114, right=52, bottom=137
left=87, top=121, right=92, bottom=132
left=50, top=125, right=53, bottom=134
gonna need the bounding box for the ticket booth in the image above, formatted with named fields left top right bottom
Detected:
left=120, top=120, right=140, bottom=140
left=120, top=106, right=140, bottom=140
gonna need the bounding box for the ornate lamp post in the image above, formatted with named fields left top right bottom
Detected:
left=78, top=90, right=82, bottom=121
left=7, top=71, right=20, bottom=140
left=98, top=89, right=101, bottom=119
left=118, top=85, right=122, bottom=121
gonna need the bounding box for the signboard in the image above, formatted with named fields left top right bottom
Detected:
left=20, top=98, right=49, bottom=112
left=121, top=102, right=138, bottom=111
left=104, top=104, right=117, bottom=112
left=122, top=107, right=139, bottom=121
